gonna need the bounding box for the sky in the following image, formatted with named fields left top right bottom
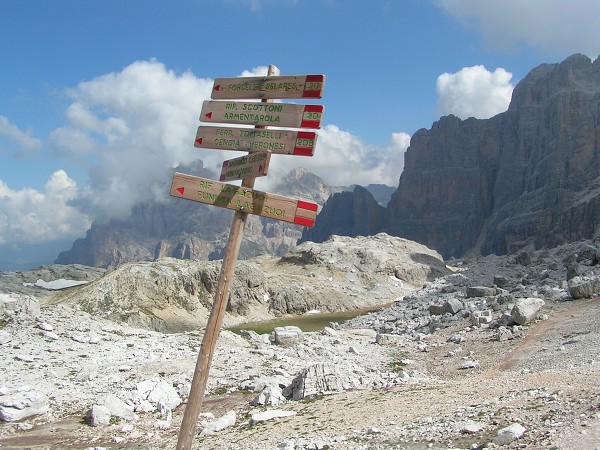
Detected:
left=1, top=0, right=599, bottom=270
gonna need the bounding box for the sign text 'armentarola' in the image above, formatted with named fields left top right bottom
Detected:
left=200, top=101, right=324, bottom=129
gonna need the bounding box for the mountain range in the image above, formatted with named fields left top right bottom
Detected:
left=56, top=53, right=600, bottom=267
left=303, top=54, right=600, bottom=258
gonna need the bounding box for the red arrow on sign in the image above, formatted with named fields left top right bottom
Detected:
left=213, top=85, right=221, bottom=92
left=176, top=187, right=185, bottom=195
left=204, top=112, right=212, bottom=119
left=195, top=138, right=203, bottom=145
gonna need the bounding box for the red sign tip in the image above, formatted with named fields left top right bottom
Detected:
left=175, top=187, right=185, bottom=195
left=213, top=84, right=221, bottom=91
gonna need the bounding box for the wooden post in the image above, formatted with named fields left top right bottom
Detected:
left=176, top=64, right=280, bottom=450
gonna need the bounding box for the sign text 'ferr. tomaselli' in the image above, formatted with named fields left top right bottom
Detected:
left=195, top=126, right=318, bottom=156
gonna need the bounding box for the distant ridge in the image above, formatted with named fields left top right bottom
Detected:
left=55, top=167, right=392, bottom=268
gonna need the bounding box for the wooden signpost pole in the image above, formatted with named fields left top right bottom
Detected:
left=175, top=64, right=280, bottom=450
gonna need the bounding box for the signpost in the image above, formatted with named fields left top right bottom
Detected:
left=200, top=100, right=324, bottom=128
left=171, top=172, right=317, bottom=226
left=211, top=74, right=325, bottom=99
left=219, top=151, right=270, bottom=182
left=195, top=126, right=318, bottom=156
left=173, top=65, right=325, bottom=450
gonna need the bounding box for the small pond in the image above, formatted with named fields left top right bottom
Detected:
left=227, top=305, right=387, bottom=335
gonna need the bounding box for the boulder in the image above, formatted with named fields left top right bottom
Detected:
left=199, top=410, right=236, bottom=436
left=466, top=286, right=497, bottom=298
left=250, top=385, right=286, bottom=406
left=511, top=298, right=545, bottom=325
left=284, top=363, right=352, bottom=400
left=0, top=390, right=48, bottom=422
left=494, top=423, right=526, bottom=445
left=97, top=394, right=138, bottom=422
left=568, top=275, right=600, bottom=299
left=270, top=326, right=304, bottom=347
left=87, top=404, right=111, bottom=427
left=135, top=379, right=181, bottom=411
left=470, top=310, right=493, bottom=326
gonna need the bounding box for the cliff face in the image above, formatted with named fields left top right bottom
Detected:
left=300, top=186, right=386, bottom=243
left=55, top=168, right=341, bottom=268
left=305, top=54, right=600, bottom=258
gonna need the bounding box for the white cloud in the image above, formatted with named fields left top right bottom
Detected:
left=0, top=170, right=90, bottom=245
left=45, top=58, right=407, bottom=225
left=50, top=59, right=215, bottom=219
left=435, top=0, right=600, bottom=57
left=255, top=125, right=410, bottom=190
left=0, top=116, right=43, bottom=156
left=436, top=65, right=514, bottom=119
left=1, top=59, right=410, bottom=254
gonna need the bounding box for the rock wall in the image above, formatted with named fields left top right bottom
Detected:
left=305, top=54, right=600, bottom=258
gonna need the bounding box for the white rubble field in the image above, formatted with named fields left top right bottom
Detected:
left=0, top=237, right=599, bottom=449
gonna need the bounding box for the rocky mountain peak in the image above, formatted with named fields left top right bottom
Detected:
left=304, top=54, right=600, bottom=258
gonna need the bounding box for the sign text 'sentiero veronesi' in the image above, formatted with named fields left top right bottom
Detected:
left=195, top=126, right=318, bottom=156
left=170, top=172, right=318, bottom=227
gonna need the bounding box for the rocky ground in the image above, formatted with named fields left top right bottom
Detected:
left=1, top=234, right=599, bottom=449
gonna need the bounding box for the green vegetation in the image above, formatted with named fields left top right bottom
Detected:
left=387, top=349, right=410, bottom=373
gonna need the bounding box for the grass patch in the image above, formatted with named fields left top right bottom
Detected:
left=387, top=350, right=410, bottom=373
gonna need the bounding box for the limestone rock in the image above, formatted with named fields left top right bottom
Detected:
left=97, top=394, right=138, bottom=422
left=284, top=363, right=352, bottom=400
left=270, top=326, right=304, bottom=347
left=135, top=379, right=181, bottom=411
left=494, top=422, right=526, bottom=445
left=250, top=385, right=286, bottom=406
left=199, top=410, right=236, bottom=436
left=87, top=404, right=111, bottom=427
left=0, top=390, right=49, bottom=422
left=511, top=298, right=545, bottom=325
left=466, top=286, right=497, bottom=298
left=568, top=275, right=600, bottom=299
left=303, top=54, right=600, bottom=259
left=0, top=293, right=40, bottom=321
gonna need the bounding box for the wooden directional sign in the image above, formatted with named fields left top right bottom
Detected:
left=194, top=126, right=318, bottom=157
left=211, top=74, right=325, bottom=100
left=220, top=151, right=271, bottom=182
left=200, top=101, right=324, bottom=129
left=170, top=172, right=318, bottom=227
